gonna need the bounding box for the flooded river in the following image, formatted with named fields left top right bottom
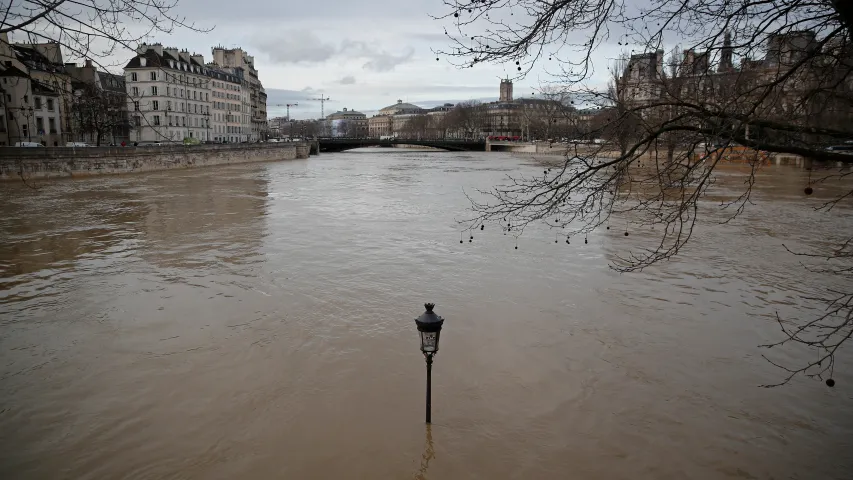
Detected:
left=1, top=150, right=852, bottom=479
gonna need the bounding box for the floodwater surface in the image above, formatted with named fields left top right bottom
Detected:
left=1, top=149, right=852, bottom=479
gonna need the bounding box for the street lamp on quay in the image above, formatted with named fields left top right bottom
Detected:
left=415, top=303, right=445, bottom=424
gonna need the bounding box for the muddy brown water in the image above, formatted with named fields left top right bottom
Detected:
left=1, top=149, right=852, bottom=479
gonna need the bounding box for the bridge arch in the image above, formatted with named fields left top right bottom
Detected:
left=317, top=138, right=485, bottom=153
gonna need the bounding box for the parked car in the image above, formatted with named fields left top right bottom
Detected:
left=825, top=145, right=853, bottom=154
left=66, top=142, right=90, bottom=147
left=15, top=142, right=43, bottom=147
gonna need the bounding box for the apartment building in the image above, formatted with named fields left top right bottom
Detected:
left=124, top=43, right=212, bottom=143
left=0, top=33, right=69, bottom=145
left=208, top=67, right=246, bottom=142
left=211, top=46, right=267, bottom=141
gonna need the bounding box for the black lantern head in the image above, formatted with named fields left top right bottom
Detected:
left=415, top=303, right=444, bottom=355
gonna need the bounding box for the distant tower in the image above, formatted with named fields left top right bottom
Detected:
left=719, top=31, right=733, bottom=72
left=500, top=79, right=513, bottom=102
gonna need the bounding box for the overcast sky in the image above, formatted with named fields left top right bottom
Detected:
left=146, top=0, right=629, bottom=119
left=12, top=0, right=623, bottom=119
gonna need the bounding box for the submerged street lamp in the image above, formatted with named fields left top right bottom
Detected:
left=415, top=303, right=445, bottom=424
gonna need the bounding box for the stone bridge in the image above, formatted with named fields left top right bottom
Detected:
left=317, top=138, right=486, bottom=153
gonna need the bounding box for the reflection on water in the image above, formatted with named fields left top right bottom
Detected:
left=0, top=151, right=852, bottom=479
left=414, top=424, right=435, bottom=480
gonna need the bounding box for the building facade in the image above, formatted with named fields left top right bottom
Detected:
left=208, top=67, right=245, bottom=142
left=66, top=60, right=131, bottom=145
left=0, top=34, right=72, bottom=145
left=211, top=47, right=267, bottom=141
left=124, top=44, right=213, bottom=143
left=11, top=42, right=73, bottom=145
left=615, top=30, right=851, bottom=146
left=326, top=108, right=368, bottom=137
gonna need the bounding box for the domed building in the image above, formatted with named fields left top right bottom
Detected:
left=378, top=99, right=424, bottom=116
left=325, top=107, right=367, bottom=121
left=325, top=107, right=368, bottom=137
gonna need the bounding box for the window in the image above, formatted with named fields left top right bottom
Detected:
left=205, top=93, right=208, bottom=101
left=180, top=103, right=184, bottom=112
left=180, top=89, right=184, bottom=98
left=169, top=116, right=173, bottom=126
left=134, top=116, right=141, bottom=127
left=47, top=99, right=54, bottom=111
left=131, top=72, right=138, bottom=81
left=134, top=101, right=140, bottom=111
left=36, top=117, right=44, bottom=133
left=182, top=117, right=186, bottom=126
left=166, top=86, right=170, bottom=96
left=194, top=104, right=198, bottom=113
left=5, top=94, right=10, bottom=102
left=22, top=124, right=28, bottom=137
left=49, top=118, right=56, bottom=133
left=34, top=97, right=42, bottom=109
left=23, top=94, right=29, bottom=104
left=151, top=86, right=158, bottom=95
left=153, top=115, right=160, bottom=126
left=152, top=100, right=159, bottom=110
left=150, top=71, right=157, bottom=81
left=167, top=100, right=172, bottom=110
left=132, top=87, right=139, bottom=96
left=193, top=91, right=196, bottom=100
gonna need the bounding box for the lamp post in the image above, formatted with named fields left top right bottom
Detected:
left=415, top=302, right=444, bottom=424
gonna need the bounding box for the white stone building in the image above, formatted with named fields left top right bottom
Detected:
left=0, top=33, right=68, bottom=146
left=208, top=67, right=245, bottom=143
left=124, top=44, right=212, bottom=143
left=211, top=46, right=267, bottom=141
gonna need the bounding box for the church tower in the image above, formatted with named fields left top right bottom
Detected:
left=500, top=78, right=514, bottom=102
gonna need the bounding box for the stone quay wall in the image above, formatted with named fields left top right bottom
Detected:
left=0, top=143, right=311, bottom=181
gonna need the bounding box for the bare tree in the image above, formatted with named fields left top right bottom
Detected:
left=2, top=0, right=211, bottom=145
left=520, top=86, right=576, bottom=141
left=400, top=114, right=430, bottom=139
left=438, top=0, right=853, bottom=386
left=2, top=0, right=209, bottom=69
left=71, top=81, right=129, bottom=145
left=444, top=100, right=486, bottom=139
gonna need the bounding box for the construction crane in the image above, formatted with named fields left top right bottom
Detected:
left=270, top=103, right=299, bottom=120
left=310, top=96, right=331, bottom=119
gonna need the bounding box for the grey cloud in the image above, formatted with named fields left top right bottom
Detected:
left=254, top=31, right=337, bottom=64
left=361, top=48, right=414, bottom=72
left=266, top=87, right=323, bottom=103
left=255, top=36, right=415, bottom=71
left=409, top=32, right=450, bottom=43
left=338, top=75, right=356, bottom=85
left=339, top=40, right=416, bottom=72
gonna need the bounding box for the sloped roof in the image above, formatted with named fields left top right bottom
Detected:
left=124, top=49, right=167, bottom=69
left=379, top=101, right=424, bottom=114
left=32, top=80, right=59, bottom=95
left=11, top=44, right=66, bottom=73
left=98, top=71, right=126, bottom=93
left=0, top=63, right=29, bottom=77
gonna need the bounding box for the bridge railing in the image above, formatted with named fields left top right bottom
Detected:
left=317, top=137, right=484, bottom=143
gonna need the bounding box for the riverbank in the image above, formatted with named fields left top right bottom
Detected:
left=0, top=142, right=311, bottom=181
left=519, top=146, right=846, bottom=170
